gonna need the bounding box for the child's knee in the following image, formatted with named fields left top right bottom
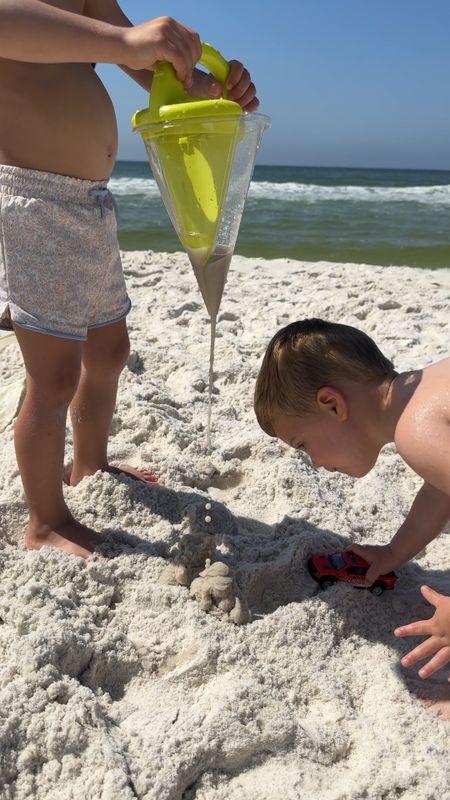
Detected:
left=85, top=329, right=130, bottom=377
left=108, top=339, right=129, bottom=375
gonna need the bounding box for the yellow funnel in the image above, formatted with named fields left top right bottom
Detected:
left=133, top=42, right=270, bottom=321
left=132, top=44, right=242, bottom=266
left=132, top=44, right=271, bottom=445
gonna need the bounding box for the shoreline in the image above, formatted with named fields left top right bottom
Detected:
left=112, top=161, right=450, bottom=269
left=0, top=252, right=449, bottom=798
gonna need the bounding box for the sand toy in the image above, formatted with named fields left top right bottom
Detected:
left=133, top=43, right=270, bottom=442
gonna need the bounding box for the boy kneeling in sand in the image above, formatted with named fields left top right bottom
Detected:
left=254, top=318, right=450, bottom=681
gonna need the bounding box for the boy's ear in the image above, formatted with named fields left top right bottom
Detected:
left=315, top=386, right=348, bottom=421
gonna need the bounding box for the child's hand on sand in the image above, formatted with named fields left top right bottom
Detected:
left=189, top=60, right=259, bottom=111
left=347, top=542, right=398, bottom=586
left=394, top=586, right=450, bottom=679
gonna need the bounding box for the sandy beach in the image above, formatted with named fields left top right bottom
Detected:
left=0, top=251, right=449, bottom=799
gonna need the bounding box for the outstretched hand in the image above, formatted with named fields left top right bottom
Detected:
left=394, top=585, right=450, bottom=679
left=188, top=60, right=259, bottom=111
left=347, top=542, right=398, bottom=586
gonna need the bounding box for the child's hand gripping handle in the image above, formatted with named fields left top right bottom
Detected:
left=148, top=42, right=231, bottom=120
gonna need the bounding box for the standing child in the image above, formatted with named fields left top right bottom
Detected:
left=254, top=318, right=450, bottom=681
left=0, top=0, right=258, bottom=558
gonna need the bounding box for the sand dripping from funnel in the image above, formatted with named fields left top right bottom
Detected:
left=188, top=247, right=232, bottom=447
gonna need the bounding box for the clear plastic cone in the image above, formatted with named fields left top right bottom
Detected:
left=136, top=111, right=270, bottom=318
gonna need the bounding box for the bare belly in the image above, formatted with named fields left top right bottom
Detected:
left=0, top=61, right=118, bottom=180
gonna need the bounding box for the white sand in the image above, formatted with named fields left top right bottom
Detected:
left=0, top=252, right=449, bottom=799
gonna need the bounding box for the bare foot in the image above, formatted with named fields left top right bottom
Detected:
left=111, top=464, right=163, bottom=485
left=25, top=518, right=100, bottom=559
left=68, top=463, right=162, bottom=486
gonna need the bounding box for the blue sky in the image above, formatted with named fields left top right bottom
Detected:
left=98, top=0, right=450, bottom=170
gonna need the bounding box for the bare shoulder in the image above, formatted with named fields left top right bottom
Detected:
left=395, top=358, right=450, bottom=493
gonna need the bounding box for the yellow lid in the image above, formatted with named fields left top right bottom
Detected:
left=132, top=43, right=243, bottom=263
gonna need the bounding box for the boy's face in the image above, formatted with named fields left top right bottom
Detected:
left=272, top=388, right=380, bottom=477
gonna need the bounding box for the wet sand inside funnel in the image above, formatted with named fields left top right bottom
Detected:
left=188, top=247, right=232, bottom=320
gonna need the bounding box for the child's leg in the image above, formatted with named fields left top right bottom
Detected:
left=13, top=325, right=99, bottom=558
left=69, top=319, right=130, bottom=483
left=69, top=319, right=160, bottom=485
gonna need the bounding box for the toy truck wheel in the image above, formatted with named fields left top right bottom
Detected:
left=369, top=582, right=385, bottom=596
left=319, top=577, right=337, bottom=590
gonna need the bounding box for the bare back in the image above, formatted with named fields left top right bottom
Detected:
left=0, top=0, right=117, bottom=180
left=395, top=357, right=450, bottom=495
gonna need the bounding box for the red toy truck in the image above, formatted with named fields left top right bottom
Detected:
left=307, top=550, right=397, bottom=596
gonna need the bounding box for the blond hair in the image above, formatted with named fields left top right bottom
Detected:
left=254, top=319, right=396, bottom=436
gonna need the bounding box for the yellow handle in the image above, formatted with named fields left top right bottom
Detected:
left=148, top=42, right=230, bottom=120
left=199, top=42, right=230, bottom=88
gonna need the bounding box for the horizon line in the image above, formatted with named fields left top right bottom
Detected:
left=115, top=159, right=450, bottom=173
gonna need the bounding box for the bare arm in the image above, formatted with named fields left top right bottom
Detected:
left=391, top=399, right=450, bottom=559
left=0, top=0, right=124, bottom=64
left=389, top=481, right=450, bottom=563
left=348, top=482, right=450, bottom=585
left=85, top=0, right=260, bottom=108
left=0, top=0, right=201, bottom=85
left=350, top=389, right=450, bottom=584
left=84, top=0, right=153, bottom=91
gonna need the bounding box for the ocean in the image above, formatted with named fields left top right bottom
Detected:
left=110, top=162, right=450, bottom=269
